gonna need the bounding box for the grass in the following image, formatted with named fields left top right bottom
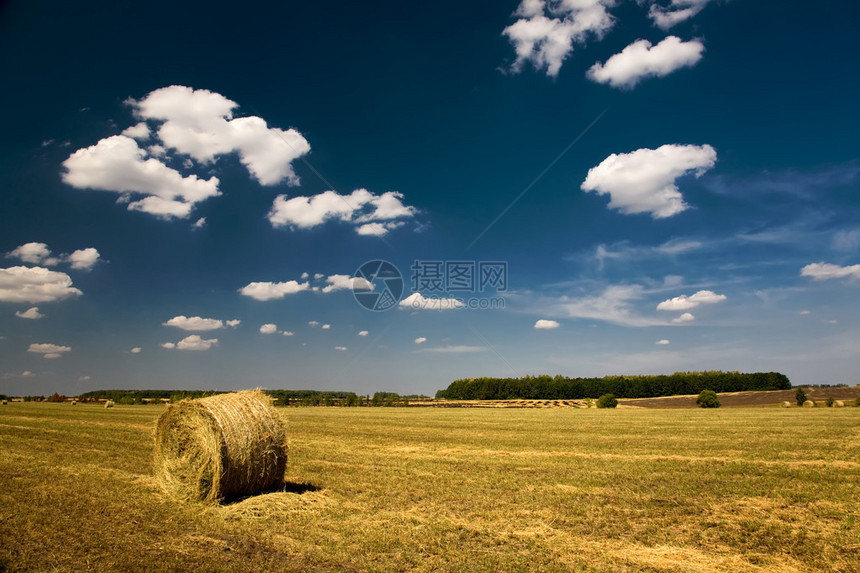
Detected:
left=1, top=403, right=858, bottom=572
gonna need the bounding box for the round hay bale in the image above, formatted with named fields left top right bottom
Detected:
left=780, top=401, right=791, bottom=408
left=71, top=400, right=77, bottom=406
left=1, top=399, right=7, bottom=405
left=104, top=400, right=114, bottom=409
left=154, top=390, right=287, bottom=503
left=802, top=400, right=815, bottom=408
left=834, top=400, right=845, bottom=408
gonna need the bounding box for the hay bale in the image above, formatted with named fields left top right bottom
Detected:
left=71, top=400, right=77, bottom=406
left=780, top=401, right=791, bottom=408
left=1, top=399, right=7, bottom=405
left=834, top=400, right=845, bottom=408
left=803, top=400, right=815, bottom=408
left=104, top=400, right=114, bottom=409
left=154, top=390, right=287, bottom=503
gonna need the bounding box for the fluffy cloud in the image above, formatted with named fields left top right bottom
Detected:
left=648, top=0, right=713, bottom=29
left=268, top=189, right=417, bottom=236
left=130, top=347, right=142, bottom=354
left=503, top=0, right=616, bottom=77
left=587, top=36, right=704, bottom=88
left=414, top=337, right=427, bottom=344
left=171, top=335, right=218, bottom=351
left=334, top=346, right=348, bottom=351
left=656, top=339, right=670, bottom=345
left=800, top=262, right=860, bottom=281
left=358, top=330, right=369, bottom=337
left=163, top=315, right=236, bottom=331
left=16, top=307, right=44, bottom=319
left=550, top=284, right=664, bottom=327
left=28, top=343, right=71, bottom=359
left=672, top=312, right=695, bottom=323
left=133, top=86, right=311, bottom=186
left=7, top=243, right=58, bottom=266
left=322, top=274, right=373, bottom=293
left=226, top=319, right=241, bottom=327
left=399, top=292, right=465, bottom=310
left=283, top=331, right=294, bottom=336
left=0, top=266, right=82, bottom=303
left=62, top=135, right=220, bottom=219
left=239, top=280, right=310, bottom=301
left=259, top=323, right=278, bottom=334
left=534, top=319, right=561, bottom=329
left=321, top=324, right=331, bottom=330
left=67, top=248, right=100, bottom=270
left=657, top=290, right=726, bottom=311
left=581, top=144, right=716, bottom=218
left=62, top=86, right=311, bottom=220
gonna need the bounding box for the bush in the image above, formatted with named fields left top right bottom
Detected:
left=696, top=389, right=721, bottom=408
left=825, top=396, right=835, bottom=407
left=597, top=394, right=618, bottom=408
left=856, top=396, right=860, bottom=407
left=795, top=387, right=808, bottom=407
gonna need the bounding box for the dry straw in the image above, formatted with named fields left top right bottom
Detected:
left=154, top=390, right=287, bottom=503
left=834, top=400, right=845, bottom=408
left=780, top=401, right=791, bottom=408
left=803, top=400, right=815, bottom=408
left=104, top=400, right=114, bottom=409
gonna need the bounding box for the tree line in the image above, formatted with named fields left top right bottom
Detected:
left=435, top=371, right=791, bottom=400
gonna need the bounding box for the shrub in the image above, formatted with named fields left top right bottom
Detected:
left=825, top=396, right=835, bottom=407
left=795, top=387, right=808, bottom=407
left=597, top=394, right=618, bottom=408
left=856, top=396, right=860, bottom=407
left=696, top=389, right=721, bottom=408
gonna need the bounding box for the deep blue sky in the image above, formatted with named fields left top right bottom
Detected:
left=2, top=0, right=859, bottom=396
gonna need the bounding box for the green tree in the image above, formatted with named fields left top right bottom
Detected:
left=795, top=387, right=808, bottom=407
left=825, top=396, right=835, bottom=407
left=696, top=389, right=721, bottom=408
left=596, top=394, right=618, bottom=408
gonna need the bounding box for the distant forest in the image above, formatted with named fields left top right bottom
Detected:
left=72, top=389, right=420, bottom=406
left=436, top=371, right=792, bottom=400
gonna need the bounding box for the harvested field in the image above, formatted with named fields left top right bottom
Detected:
left=620, top=387, right=860, bottom=409
left=1, top=402, right=858, bottom=572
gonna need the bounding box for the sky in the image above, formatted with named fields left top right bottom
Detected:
left=1, top=0, right=859, bottom=397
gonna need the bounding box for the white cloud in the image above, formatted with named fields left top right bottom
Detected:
left=546, top=284, right=665, bottom=327
left=801, top=262, right=860, bottom=281
left=67, top=248, right=100, bottom=270
left=313, top=273, right=324, bottom=280
left=7, top=243, right=59, bottom=266
left=592, top=238, right=702, bottom=266
left=321, top=274, right=372, bottom=293
left=259, top=323, right=278, bottom=334
left=334, top=346, right=348, bottom=351
left=321, top=324, right=331, bottom=330
left=358, top=330, right=369, bottom=337
left=399, top=292, right=465, bottom=310
left=648, top=0, right=713, bottom=29
left=193, top=217, right=206, bottom=229
left=534, top=319, right=561, bottom=329
left=503, top=0, right=616, bottom=77
left=174, top=335, right=218, bottom=351
left=161, top=342, right=176, bottom=349
left=308, top=320, right=320, bottom=327
left=132, top=86, right=311, bottom=186
left=581, top=144, right=717, bottom=218
left=587, top=36, right=704, bottom=89
left=0, top=266, right=83, bottom=303
left=414, top=337, right=427, bottom=344
left=268, top=189, right=417, bottom=236
left=282, top=331, right=294, bottom=336
left=226, top=319, right=241, bottom=328
left=130, top=347, right=142, bottom=354
left=121, top=122, right=150, bottom=140
left=239, top=280, right=310, bottom=301
left=657, top=290, right=726, bottom=311
left=832, top=229, right=860, bottom=251
left=656, top=339, right=670, bottom=345
left=163, top=315, right=227, bottom=331
left=28, top=343, right=71, bottom=359
left=672, top=312, right=695, bottom=323
left=62, top=135, right=221, bottom=219
left=16, top=307, right=44, bottom=320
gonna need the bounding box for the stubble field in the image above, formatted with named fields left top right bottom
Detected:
left=0, top=402, right=858, bottom=572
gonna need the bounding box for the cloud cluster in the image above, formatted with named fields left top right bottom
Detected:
left=7, top=242, right=100, bottom=271
left=801, top=262, right=860, bottom=281
left=399, top=292, right=465, bottom=310
left=587, top=36, right=704, bottom=88
left=163, top=315, right=240, bottom=331
left=268, top=189, right=417, bottom=236
left=504, top=0, right=616, bottom=77
left=581, top=144, right=717, bottom=218
left=239, top=280, right=310, bottom=301
left=62, top=86, right=310, bottom=220
left=0, top=266, right=83, bottom=303
left=657, top=290, right=726, bottom=311
left=28, top=343, right=71, bottom=359
left=162, top=335, right=218, bottom=351
left=534, top=319, right=561, bottom=329
left=648, top=0, right=713, bottom=29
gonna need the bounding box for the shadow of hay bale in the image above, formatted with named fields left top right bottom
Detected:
left=154, top=390, right=288, bottom=503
